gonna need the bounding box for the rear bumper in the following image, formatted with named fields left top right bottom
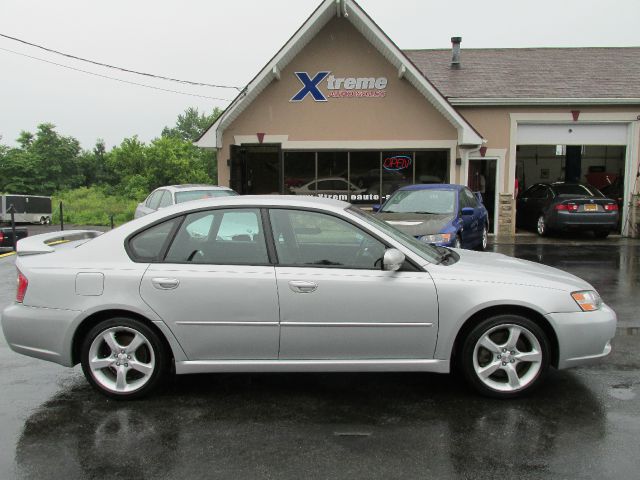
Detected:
left=546, top=304, right=617, bottom=369
left=547, top=211, right=619, bottom=230
left=1, top=303, right=78, bottom=367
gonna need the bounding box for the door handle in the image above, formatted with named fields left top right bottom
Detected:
left=288, top=280, right=318, bottom=294
left=151, top=277, right=180, bottom=290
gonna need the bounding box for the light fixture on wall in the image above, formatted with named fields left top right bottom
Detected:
left=456, top=157, right=462, bottom=166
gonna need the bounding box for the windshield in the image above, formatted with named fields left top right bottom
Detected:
left=348, top=207, right=443, bottom=264
left=175, top=190, right=237, bottom=204
left=380, top=189, right=456, bottom=214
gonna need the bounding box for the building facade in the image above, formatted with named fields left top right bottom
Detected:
left=196, top=0, right=640, bottom=237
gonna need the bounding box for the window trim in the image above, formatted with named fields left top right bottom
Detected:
left=125, top=206, right=269, bottom=265
left=125, top=204, right=422, bottom=272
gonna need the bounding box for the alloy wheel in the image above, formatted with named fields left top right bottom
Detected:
left=87, top=326, right=156, bottom=394
left=536, top=216, right=546, bottom=236
left=472, top=324, right=543, bottom=393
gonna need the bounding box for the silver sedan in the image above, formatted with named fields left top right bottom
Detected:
left=1, top=196, right=616, bottom=399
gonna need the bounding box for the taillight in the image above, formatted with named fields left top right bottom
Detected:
left=16, top=268, right=28, bottom=303
left=555, top=203, right=578, bottom=211
left=0, top=231, right=4, bottom=243
left=604, top=204, right=618, bottom=211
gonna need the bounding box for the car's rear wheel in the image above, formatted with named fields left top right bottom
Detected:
left=80, top=317, right=169, bottom=399
left=39, top=216, right=46, bottom=225
left=594, top=230, right=610, bottom=239
left=461, top=315, right=550, bottom=398
left=536, top=215, right=547, bottom=236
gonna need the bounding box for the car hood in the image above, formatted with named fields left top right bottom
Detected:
left=430, top=249, right=593, bottom=293
left=377, top=212, right=454, bottom=236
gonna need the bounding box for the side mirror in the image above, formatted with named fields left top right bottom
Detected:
left=372, top=204, right=381, bottom=212
left=383, top=248, right=405, bottom=272
left=461, top=207, right=475, bottom=216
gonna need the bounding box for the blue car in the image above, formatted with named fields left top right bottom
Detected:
left=374, top=184, right=489, bottom=250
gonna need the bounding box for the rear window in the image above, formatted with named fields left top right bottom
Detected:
left=554, top=184, right=602, bottom=197
left=175, top=190, right=237, bottom=204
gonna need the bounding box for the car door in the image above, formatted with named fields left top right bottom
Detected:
left=517, top=185, right=542, bottom=228
left=527, top=185, right=551, bottom=225
left=138, top=208, right=280, bottom=360
left=458, top=189, right=479, bottom=247
left=269, top=208, right=439, bottom=360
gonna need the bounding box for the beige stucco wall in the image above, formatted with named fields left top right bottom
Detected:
left=459, top=105, right=640, bottom=194
left=218, top=17, right=458, bottom=186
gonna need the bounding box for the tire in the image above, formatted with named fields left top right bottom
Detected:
left=453, top=235, right=462, bottom=249
left=594, top=230, right=610, bottom=239
left=536, top=215, right=547, bottom=236
left=476, top=225, right=488, bottom=251
left=80, top=317, right=169, bottom=400
left=39, top=216, right=46, bottom=225
left=460, top=314, right=550, bottom=399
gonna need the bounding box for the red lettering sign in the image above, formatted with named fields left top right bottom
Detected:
left=383, top=155, right=411, bottom=171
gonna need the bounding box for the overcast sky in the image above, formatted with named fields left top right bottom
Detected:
left=1, top=0, right=639, bottom=149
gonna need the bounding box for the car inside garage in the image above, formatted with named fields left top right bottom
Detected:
left=514, top=120, right=631, bottom=235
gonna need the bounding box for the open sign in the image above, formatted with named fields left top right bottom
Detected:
left=383, top=155, right=412, bottom=171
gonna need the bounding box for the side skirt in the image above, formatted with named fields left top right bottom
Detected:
left=175, top=359, right=450, bottom=375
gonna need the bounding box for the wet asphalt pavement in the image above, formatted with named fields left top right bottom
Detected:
left=0, top=238, right=639, bottom=479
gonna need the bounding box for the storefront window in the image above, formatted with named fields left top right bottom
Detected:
left=415, top=150, right=449, bottom=185
left=381, top=151, right=414, bottom=201
left=317, top=152, right=349, bottom=200
left=284, top=152, right=315, bottom=195
left=282, top=149, right=449, bottom=205
left=349, top=151, right=381, bottom=205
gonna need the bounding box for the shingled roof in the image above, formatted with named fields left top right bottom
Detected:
left=404, top=47, right=640, bottom=100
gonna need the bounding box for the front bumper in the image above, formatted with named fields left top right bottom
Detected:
left=547, top=304, right=617, bottom=369
left=1, top=303, right=79, bottom=367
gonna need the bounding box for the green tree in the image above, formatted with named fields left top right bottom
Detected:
left=162, top=106, right=222, bottom=142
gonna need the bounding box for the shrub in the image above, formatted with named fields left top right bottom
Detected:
left=52, top=187, right=139, bottom=226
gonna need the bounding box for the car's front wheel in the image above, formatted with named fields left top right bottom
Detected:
left=476, top=225, right=488, bottom=251
left=594, top=230, right=610, bottom=239
left=461, top=315, right=550, bottom=398
left=80, top=317, right=169, bottom=399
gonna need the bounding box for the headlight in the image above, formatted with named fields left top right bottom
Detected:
left=571, top=290, right=603, bottom=312
left=419, top=233, right=452, bottom=244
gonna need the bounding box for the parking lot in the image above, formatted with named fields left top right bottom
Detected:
left=0, top=237, right=639, bottom=479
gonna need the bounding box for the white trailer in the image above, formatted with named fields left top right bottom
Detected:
left=0, top=195, right=52, bottom=224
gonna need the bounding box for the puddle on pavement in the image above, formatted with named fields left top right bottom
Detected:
left=608, top=383, right=636, bottom=401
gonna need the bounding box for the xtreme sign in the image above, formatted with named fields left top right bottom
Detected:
left=291, top=71, right=388, bottom=102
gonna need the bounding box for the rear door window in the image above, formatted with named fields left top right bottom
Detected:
left=165, top=209, right=269, bottom=265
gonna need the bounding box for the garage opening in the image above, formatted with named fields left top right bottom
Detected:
left=515, top=144, right=626, bottom=233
